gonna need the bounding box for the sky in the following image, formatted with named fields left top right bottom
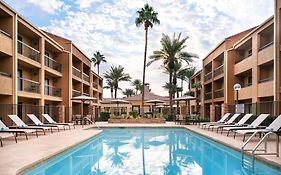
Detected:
left=3, top=0, right=274, bottom=98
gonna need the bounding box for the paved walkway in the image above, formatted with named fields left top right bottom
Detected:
left=0, top=122, right=280, bottom=175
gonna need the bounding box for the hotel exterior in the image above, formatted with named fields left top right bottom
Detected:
left=190, top=13, right=280, bottom=121
left=0, top=1, right=103, bottom=124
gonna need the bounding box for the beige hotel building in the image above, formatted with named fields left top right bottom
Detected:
left=0, top=1, right=103, bottom=124
left=190, top=1, right=281, bottom=121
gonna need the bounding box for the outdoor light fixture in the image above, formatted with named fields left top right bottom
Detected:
left=233, top=83, right=241, bottom=104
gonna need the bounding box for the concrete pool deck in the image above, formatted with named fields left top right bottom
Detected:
left=0, top=122, right=280, bottom=174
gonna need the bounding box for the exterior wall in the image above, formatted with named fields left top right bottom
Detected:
left=275, top=0, right=281, bottom=101
left=0, top=1, right=103, bottom=123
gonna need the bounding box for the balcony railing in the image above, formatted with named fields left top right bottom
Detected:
left=17, top=77, right=40, bottom=93
left=17, top=40, right=40, bottom=62
left=72, top=89, right=81, bottom=97
left=72, top=66, right=81, bottom=78
left=93, top=82, right=98, bottom=89
left=83, top=92, right=90, bottom=96
left=235, top=53, right=252, bottom=64
left=0, top=29, right=11, bottom=37
left=83, top=73, right=90, bottom=82
left=258, top=77, right=273, bottom=83
left=213, top=64, right=224, bottom=77
left=44, top=55, right=62, bottom=72
left=259, top=41, right=273, bottom=51
left=205, top=92, right=212, bottom=100
left=44, top=85, right=61, bottom=97
left=204, top=72, right=212, bottom=82
left=214, top=89, right=224, bottom=98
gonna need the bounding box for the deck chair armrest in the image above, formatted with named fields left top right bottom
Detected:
left=9, top=126, right=19, bottom=129
left=256, top=126, right=266, bottom=129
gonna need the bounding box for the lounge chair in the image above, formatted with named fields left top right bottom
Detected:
left=0, top=120, right=38, bottom=142
left=222, top=114, right=269, bottom=137
left=175, top=115, right=186, bottom=125
left=208, top=113, right=241, bottom=131
left=211, top=113, right=253, bottom=133
left=27, top=114, right=65, bottom=131
left=200, top=113, right=231, bottom=129
left=235, top=114, right=281, bottom=141
left=8, top=115, right=51, bottom=135
left=0, top=133, right=16, bottom=147
left=42, top=114, right=75, bottom=129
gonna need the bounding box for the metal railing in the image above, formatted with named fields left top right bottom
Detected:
left=93, top=82, right=98, bottom=89
left=213, top=65, right=224, bottom=77
left=258, top=77, right=273, bottom=83
left=204, top=72, right=212, bottom=81
left=44, top=85, right=62, bottom=97
left=72, top=89, right=81, bottom=97
left=205, top=92, right=212, bottom=100
left=214, top=89, right=224, bottom=98
left=44, top=55, right=62, bottom=72
left=17, top=40, right=40, bottom=62
left=83, top=92, right=90, bottom=96
left=83, top=73, right=90, bottom=82
left=17, top=77, right=40, bottom=93
left=72, top=66, right=81, bottom=78
left=259, top=41, right=273, bottom=51
left=235, top=53, right=252, bottom=64
left=0, top=29, right=11, bottom=37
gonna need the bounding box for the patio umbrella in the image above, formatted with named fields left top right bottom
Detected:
left=173, top=95, right=196, bottom=116
left=145, top=99, right=165, bottom=117
left=71, top=95, right=97, bottom=125
left=109, top=99, right=130, bottom=116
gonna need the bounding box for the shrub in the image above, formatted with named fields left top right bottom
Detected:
left=99, top=112, right=110, bottom=121
left=129, top=111, right=139, bottom=117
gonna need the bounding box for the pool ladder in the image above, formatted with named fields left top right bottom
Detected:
left=241, top=131, right=279, bottom=173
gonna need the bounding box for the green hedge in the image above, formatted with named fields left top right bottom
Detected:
left=99, top=112, right=110, bottom=121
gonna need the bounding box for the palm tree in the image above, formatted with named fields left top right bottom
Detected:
left=135, top=3, right=160, bottom=115
left=104, top=65, right=131, bottom=99
left=177, top=67, right=195, bottom=96
left=148, top=33, right=198, bottom=116
left=122, top=88, right=135, bottom=97
left=192, top=82, right=202, bottom=115
left=92, top=51, right=106, bottom=75
left=131, top=79, right=142, bottom=94
left=104, top=79, right=114, bottom=98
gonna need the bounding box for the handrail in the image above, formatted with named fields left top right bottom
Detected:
left=17, top=40, right=40, bottom=53
left=72, top=66, right=81, bottom=72
left=0, top=29, right=11, bottom=37
left=44, top=55, right=62, bottom=72
left=18, top=77, right=39, bottom=84
left=205, top=71, right=212, bottom=76
left=259, top=77, right=273, bottom=83
left=259, top=41, right=273, bottom=51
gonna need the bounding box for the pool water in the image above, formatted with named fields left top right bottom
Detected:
left=24, top=128, right=281, bottom=175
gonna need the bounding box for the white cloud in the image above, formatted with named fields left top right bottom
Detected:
left=25, top=0, right=68, bottom=14
left=40, top=0, right=273, bottom=98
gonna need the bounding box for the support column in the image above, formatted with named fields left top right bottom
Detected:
left=210, top=104, right=215, bottom=122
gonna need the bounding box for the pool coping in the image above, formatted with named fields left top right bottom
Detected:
left=17, top=130, right=103, bottom=175
left=17, top=125, right=281, bottom=174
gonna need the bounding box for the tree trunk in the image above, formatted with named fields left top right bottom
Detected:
left=114, top=87, right=117, bottom=99
left=111, top=88, right=113, bottom=99
left=141, top=28, right=148, bottom=116
left=97, top=64, right=100, bottom=75
left=181, top=79, right=183, bottom=96
left=169, top=71, right=174, bottom=118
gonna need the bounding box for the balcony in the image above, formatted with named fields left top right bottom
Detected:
left=83, top=92, right=90, bottom=96
left=213, top=65, right=224, bottom=78
left=258, top=42, right=273, bottom=65
left=83, top=73, right=90, bottom=83
left=18, top=77, right=40, bottom=94
left=72, top=66, right=81, bottom=79
left=93, top=82, right=98, bottom=89
left=0, top=72, right=12, bottom=95
left=44, top=55, right=62, bottom=73
left=204, top=72, right=212, bottom=82
left=0, top=29, right=12, bottom=56
left=72, top=89, right=81, bottom=97
left=258, top=77, right=273, bottom=84
left=17, top=40, right=40, bottom=63
left=214, top=89, right=224, bottom=98
left=258, top=79, right=274, bottom=97
left=239, top=86, right=252, bottom=100
left=205, top=92, right=212, bottom=100
left=44, top=85, right=61, bottom=97
left=234, top=55, right=252, bottom=75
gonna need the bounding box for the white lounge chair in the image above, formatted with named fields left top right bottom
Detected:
left=200, top=113, right=231, bottom=129
left=223, top=114, right=269, bottom=137
left=8, top=115, right=51, bottom=135
left=0, top=133, right=16, bottom=147
left=211, top=113, right=253, bottom=133
left=0, top=120, right=37, bottom=142
left=27, top=114, right=65, bottom=131
left=235, top=114, right=281, bottom=141
left=42, top=114, right=75, bottom=129
left=208, top=113, right=241, bottom=131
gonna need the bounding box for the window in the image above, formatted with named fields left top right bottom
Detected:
left=17, top=35, right=23, bottom=54
left=247, top=76, right=252, bottom=86
left=248, top=49, right=252, bottom=57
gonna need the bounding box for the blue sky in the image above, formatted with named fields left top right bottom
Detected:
left=3, top=0, right=274, bottom=98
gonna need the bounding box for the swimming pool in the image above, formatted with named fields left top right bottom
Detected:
left=24, top=128, right=281, bottom=175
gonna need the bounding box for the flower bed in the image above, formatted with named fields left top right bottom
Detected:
left=108, top=118, right=166, bottom=123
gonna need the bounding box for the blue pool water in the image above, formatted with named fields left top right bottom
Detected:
left=24, top=128, right=281, bottom=175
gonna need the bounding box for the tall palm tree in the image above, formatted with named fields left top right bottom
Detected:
left=131, top=79, right=142, bottom=94
left=192, top=82, right=202, bottom=115
left=104, top=79, right=114, bottom=98
left=135, top=3, right=160, bottom=115
left=148, top=33, right=198, bottom=116
left=122, top=88, right=135, bottom=97
left=104, top=65, right=131, bottom=99
left=178, top=67, right=195, bottom=96
left=92, top=51, right=106, bottom=75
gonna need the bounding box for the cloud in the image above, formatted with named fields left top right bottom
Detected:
left=25, top=0, right=68, bottom=14
left=28, top=0, right=274, bottom=97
